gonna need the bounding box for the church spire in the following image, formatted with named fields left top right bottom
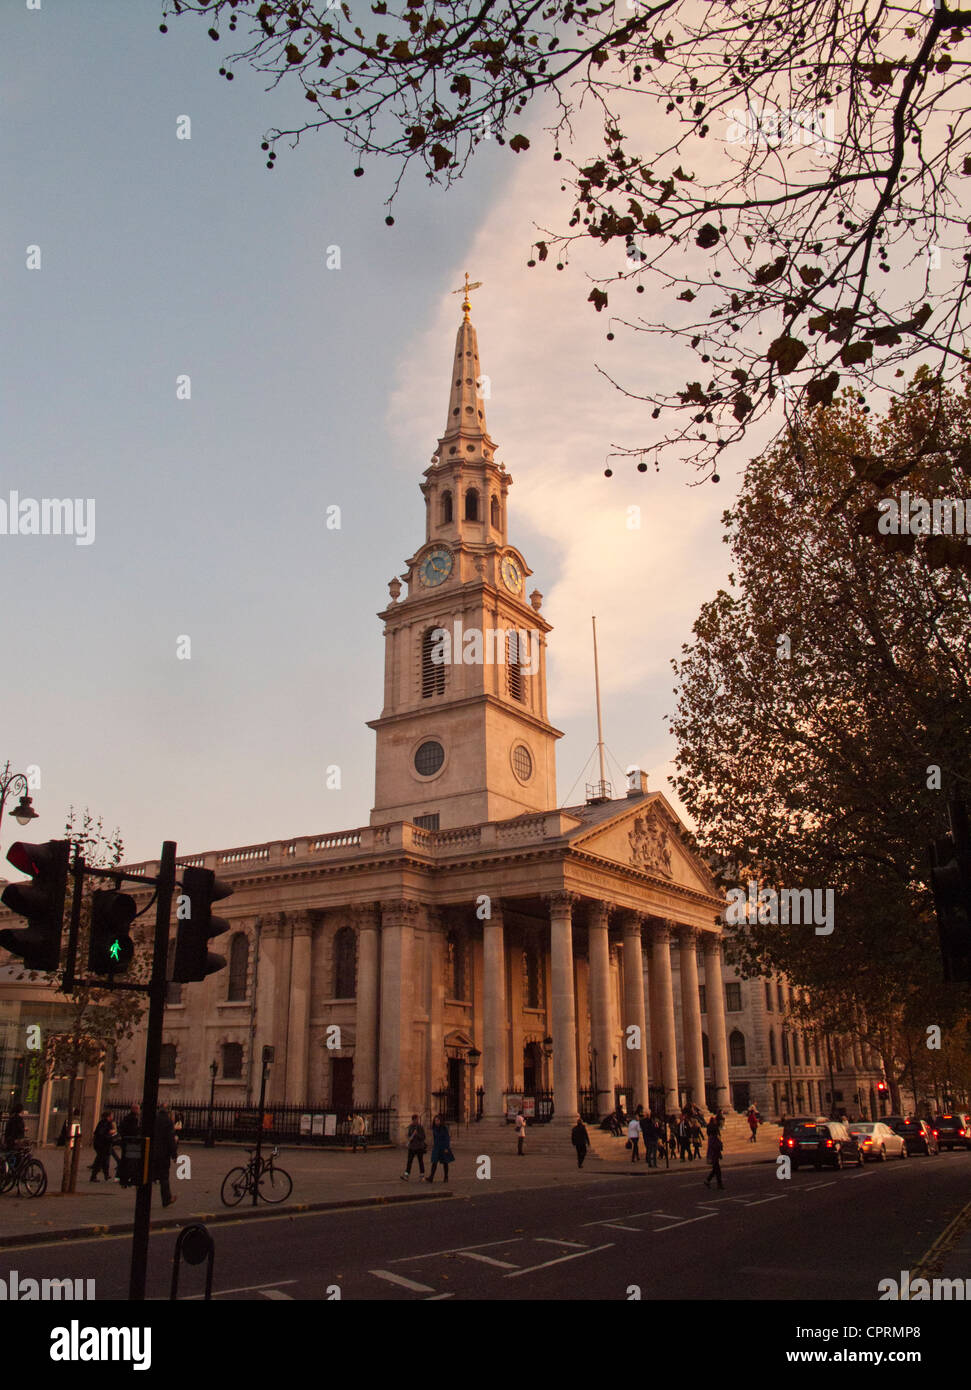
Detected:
left=440, top=273, right=492, bottom=456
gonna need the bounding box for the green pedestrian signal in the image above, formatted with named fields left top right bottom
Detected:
left=110, top=939, right=121, bottom=962
left=87, top=890, right=137, bottom=975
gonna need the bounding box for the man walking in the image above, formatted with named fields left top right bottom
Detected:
left=572, top=1115, right=591, bottom=1169
left=626, top=1111, right=641, bottom=1162
left=703, top=1124, right=724, bottom=1190
left=153, top=1105, right=178, bottom=1208
left=515, top=1109, right=527, bottom=1156
left=401, top=1114, right=426, bottom=1180
left=350, top=1112, right=367, bottom=1153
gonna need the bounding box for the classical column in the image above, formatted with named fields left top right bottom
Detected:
left=621, top=912, right=650, bottom=1111
left=258, top=914, right=290, bottom=1104
left=353, top=904, right=380, bottom=1107
left=703, top=933, right=732, bottom=1114
left=649, top=920, right=680, bottom=1116
left=378, top=899, right=419, bottom=1137
left=587, top=901, right=614, bottom=1117
left=285, top=913, right=313, bottom=1101
left=677, top=926, right=707, bottom=1110
left=547, top=892, right=579, bottom=1120
left=482, top=900, right=507, bottom=1118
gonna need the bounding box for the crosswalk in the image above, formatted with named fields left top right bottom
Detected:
left=368, top=1235, right=614, bottom=1296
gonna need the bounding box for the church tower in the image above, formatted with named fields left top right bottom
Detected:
left=368, top=284, right=562, bottom=829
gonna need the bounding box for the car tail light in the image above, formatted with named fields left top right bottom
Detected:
left=787, top=1138, right=795, bottom=1147
left=825, top=1139, right=833, bottom=1148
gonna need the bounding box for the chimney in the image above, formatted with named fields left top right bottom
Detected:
left=626, top=769, right=648, bottom=798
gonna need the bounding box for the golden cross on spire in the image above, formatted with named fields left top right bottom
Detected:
left=452, top=270, right=483, bottom=320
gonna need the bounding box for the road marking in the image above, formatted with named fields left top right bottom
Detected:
left=581, top=1208, right=668, bottom=1226
left=425, top=1293, right=455, bottom=1300
left=260, top=1289, right=294, bottom=1300
left=369, top=1269, right=436, bottom=1293
left=602, top=1223, right=642, bottom=1232
left=742, top=1195, right=788, bottom=1206
left=190, top=1279, right=299, bottom=1299
left=390, top=1238, right=522, bottom=1263
left=457, top=1251, right=520, bottom=1269
left=653, top=1212, right=719, bottom=1231
left=802, top=1182, right=836, bottom=1192
left=504, top=1243, right=614, bottom=1279
left=534, top=1239, right=589, bottom=1248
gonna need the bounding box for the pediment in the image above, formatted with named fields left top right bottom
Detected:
left=567, top=793, right=719, bottom=898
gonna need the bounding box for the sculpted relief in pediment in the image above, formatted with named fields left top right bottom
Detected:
left=628, top=809, right=673, bottom=878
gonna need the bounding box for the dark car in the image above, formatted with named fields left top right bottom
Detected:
left=931, top=1114, right=971, bottom=1151
left=781, top=1120, right=863, bottom=1171
left=885, top=1116, right=939, bottom=1155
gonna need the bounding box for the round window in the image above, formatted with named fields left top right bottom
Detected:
left=414, top=740, right=445, bottom=776
left=512, top=745, right=533, bottom=781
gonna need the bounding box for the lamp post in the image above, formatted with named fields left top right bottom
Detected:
left=0, top=762, right=39, bottom=853
left=205, top=1060, right=218, bottom=1147
left=542, top=1035, right=553, bottom=1120
left=466, top=1047, right=481, bottom=1127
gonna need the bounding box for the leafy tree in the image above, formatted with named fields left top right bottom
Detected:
left=163, top=1, right=971, bottom=500
left=670, top=374, right=971, bottom=1089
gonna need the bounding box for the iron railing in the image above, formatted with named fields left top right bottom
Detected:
left=108, top=1098, right=391, bottom=1146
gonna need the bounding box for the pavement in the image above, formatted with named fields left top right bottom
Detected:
left=0, top=1134, right=779, bottom=1248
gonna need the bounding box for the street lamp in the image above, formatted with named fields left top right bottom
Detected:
left=466, top=1047, right=481, bottom=1126
left=0, top=763, right=39, bottom=851
left=205, top=1060, right=218, bottom=1147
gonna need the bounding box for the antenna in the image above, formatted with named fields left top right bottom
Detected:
left=587, top=617, right=611, bottom=804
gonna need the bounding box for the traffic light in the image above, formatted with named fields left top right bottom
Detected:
left=87, top=889, right=137, bottom=975
left=929, top=798, right=971, bottom=983
left=0, top=840, right=70, bottom=972
left=172, top=866, right=232, bottom=983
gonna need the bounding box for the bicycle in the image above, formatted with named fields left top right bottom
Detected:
left=220, top=1146, right=292, bottom=1206
left=0, top=1143, right=48, bottom=1198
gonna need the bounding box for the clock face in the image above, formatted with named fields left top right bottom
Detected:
left=419, top=547, right=453, bottom=587
left=501, top=555, right=523, bottom=594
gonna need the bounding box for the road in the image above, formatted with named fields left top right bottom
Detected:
left=3, top=1148, right=969, bottom=1302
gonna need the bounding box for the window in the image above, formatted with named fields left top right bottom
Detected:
left=833, top=1038, right=844, bottom=1071
left=414, top=813, right=439, bottom=830
left=729, top=1030, right=747, bottom=1067
left=776, top=980, right=784, bottom=1011
left=507, top=630, right=526, bottom=702
left=764, top=980, right=773, bottom=1012
left=702, top=1032, right=710, bottom=1067
left=222, top=1042, right=243, bottom=1079
left=781, top=1031, right=790, bottom=1065
left=228, top=933, right=248, bottom=1001
left=414, top=740, right=445, bottom=776
left=333, top=927, right=357, bottom=999
left=802, top=1031, right=811, bottom=1066
left=792, top=1032, right=800, bottom=1066
left=421, top=628, right=447, bottom=698
left=446, top=932, right=467, bottom=999
left=522, top=946, right=541, bottom=1009
left=465, top=488, right=479, bottom=521
left=166, top=944, right=182, bottom=1006
left=725, top=982, right=742, bottom=1012
left=490, top=495, right=500, bottom=528
left=769, top=1028, right=777, bottom=1065
left=441, top=490, right=453, bottom=524
left=159, top=1044, right=177, bottom=1080
left=698, top=984, right=707, bottom=1014
left=512, top=745, right=532, bottom=781
left=813, top=1035, right=821, bottom=1066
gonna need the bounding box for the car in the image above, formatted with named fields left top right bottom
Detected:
left=930, top=1114, right=971, bottom=1151
left=885, top=1116, right=939, bottom=1155
left=848, top=1121, right=907, bottom=1161
left=781, top=1120, right=864, bottom=1170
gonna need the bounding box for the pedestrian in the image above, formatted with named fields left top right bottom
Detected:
left=152, top=1105, right=178, bottom=1208
left=572, top=1115, right=591, bottom=1168
left=89, top=1110, right=115, bottom=1182
left=643, top=1113, right=659, bottom=1168
left=426, top=1114, right=453, bottom=1183
left=703, top=1125, right=724, bottom=1190
left=401, top=1113, right=426, bottom=1180
left=668, top=1115, right=680, bottom=1160
left=350, top=1111, right=367, bottom=1153
left=677, top=1113, right=692, bottom=1162
left=118, top=1103, right=140, bottom=1188
left=689, top=1115, right=703, bottom=1160
left=3, top=1102, right=26, bottom=1149
left=626, top=1112, right=641, bottom=1162
left=747, top=1104, right=760, bottom=1143
left=172, top=1112, right=184, bottom=1149
left=515, top=1108, right=527, bottom=1155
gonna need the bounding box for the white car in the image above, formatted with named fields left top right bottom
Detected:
left=849, top=1121, right=907, bottom=1161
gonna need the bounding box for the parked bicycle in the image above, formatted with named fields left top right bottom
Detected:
left=0, top=1143, right=48, bottom=1198
left=220, top=1146, right=292, bottom=1206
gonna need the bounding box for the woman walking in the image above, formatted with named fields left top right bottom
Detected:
left=426, top=1114, right=453, bottom=1183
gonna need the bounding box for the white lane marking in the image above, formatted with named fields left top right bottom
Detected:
left=370, top=1269, right=436, bottom=1293
left=191, top=1280, right=299, bottom=1299
left=504, top=1243, right=614, bottom=1279
left=802, top=1181, right=837, bottom=1192
left=848, top=1172, right=872, bottom=1179
left=602, top=1223, right=642, bottom=1232
left=581, top=1208, right=668, bottom=1226
left=425, top=1293, right=455, bottom=1300
left=390, top=1238, right=522, bottom=1263
left=742, top=1195, right=788, bottom=1206
left=456, top=1251, right=520, bottom=1269
left=653, top=1212, right=719, bottom=1231
left=534, top=1239, right=589, bottom=1248
left=260, top=1289, right=294, bottom=1300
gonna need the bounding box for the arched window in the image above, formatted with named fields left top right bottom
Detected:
left=159, top=1044, right=177, bottom=1079
left=701, top=1032, right=710, bottom=1068
left=421, top=627, right=447, bottom=697
left=441, top=490, right=453, bottom=523
left=446, top=932, right=467, bottom=999
left=507, top=630, right=526, bottom=702
left=729, top=1029, right=747, bottom=1067
left=228, top=933, right=248, bottom=1001
left=222, top=1042, right=243, bottom=1079
left=522, top=945, right=541, bottom=1009
left=769, top=1028, right=777, bottom=1065
left=465, top=488, right=479, bottom=521
left=333, top=927, right=357, bottom=999
left=490, top=495, right=500, bottom=528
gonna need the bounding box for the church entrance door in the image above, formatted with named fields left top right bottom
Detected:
left=445, top=1057, right=464, bottom=1123
left=331, top=1057, right=353, bottom=1115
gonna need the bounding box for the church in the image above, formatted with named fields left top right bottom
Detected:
left=110, top=289, right=732, bottom=1140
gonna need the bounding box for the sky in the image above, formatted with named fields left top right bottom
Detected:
left=1, top=0, right=774, bottom=865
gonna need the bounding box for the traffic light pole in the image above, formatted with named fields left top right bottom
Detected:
left=129, top=839, right=176, bottom=1303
